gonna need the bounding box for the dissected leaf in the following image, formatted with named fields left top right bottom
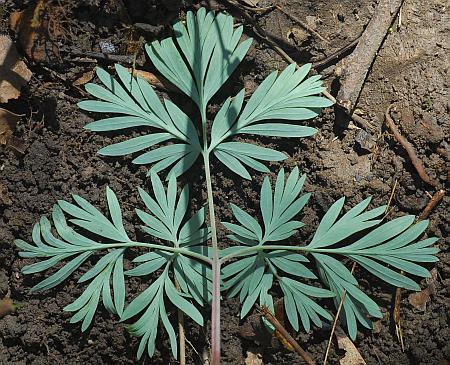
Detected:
left=223, top=167, right=438, bottom=342
left=210, top=64, right=332, bottom=177
left=16, top=5, right=440, bottom=362
left=224, top=168, right=309, bottom=244
left=80, top=65, right=201, bottom=177
left=146, top=8, right=252, bottom=109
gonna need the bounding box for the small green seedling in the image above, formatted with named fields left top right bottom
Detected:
left=15, top=8, right=439, bottom=364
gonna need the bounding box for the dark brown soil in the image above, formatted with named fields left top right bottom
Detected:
left=1, top=0, right=449, bottom=364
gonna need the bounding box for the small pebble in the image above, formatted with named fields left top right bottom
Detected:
left=99, top=40, right=117, bottom=54
left=355, top=129, right=376, bottom=152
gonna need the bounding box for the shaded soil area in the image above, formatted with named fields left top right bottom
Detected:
left=0, top=0, right=449, bottom=364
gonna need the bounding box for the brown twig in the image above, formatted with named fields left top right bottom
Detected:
left=324, top=92, right=376, bottom=131
left=256, top=305, right=316, bottom=365
left=69, top=50, right=133, bottom=64
left=323, top=262, right=357, bottom=365
left=275, top=4, right=328, bottom=43
left=418, top=189, right=445, bottom=220
left=385, top=104, right=439, bottom=188
left=312, top=36, right=360, bottom=69
left=178, top=309, right=186, bottom=365
left=393, top=283, right=405, bottom=352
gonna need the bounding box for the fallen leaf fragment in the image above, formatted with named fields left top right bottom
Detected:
left=128, top=68, right=177, bottom=92
left=408, top=268, right=438, bottom=311
left=10, top=0, right=61, bottom=63
left=0, top=108, right=21, bottom=145
left=336, top=326, right=366, bottom=365
left=73, top=70, right=95, bottom=86
left=0, top=298, right=16, bottom=318
left=245, top=348, right=263, bottom=365
left=372, top=319, right=382, bottom=334
left=426, top=268, right=439, bottom=294
left=286, top=27, right=309, bottom=44
left=408, top=288, right=431, bottom=311
left=0, top=35, right=32, bottom=103
left=0, top=108, right=26, bottom=153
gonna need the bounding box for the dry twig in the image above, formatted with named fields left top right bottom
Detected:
left=70, top=50, right=133, bottom=64
left=393, top=283, right=405, bottom=351
left=275, top=4, right=328, bottom=43
left=256, top=305, right=316, bottom=365
left=312, top=36, right=360, bottom=70
left=385, top=104, right=439, bottom=188
left=235, top=0, right=273, bottom=13
left=382, top=178, right=399, bottom=221
left=418, top=190, right=445, bottom=220
left=323, top=262, right=357, bottom=365
left=175, top=281, right=186, bottom=365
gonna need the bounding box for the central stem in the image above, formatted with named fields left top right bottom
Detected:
left=200, top=107, right=221, bottom=365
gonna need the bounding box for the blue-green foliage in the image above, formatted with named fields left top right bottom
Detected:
left=16, top=174, right=211, bottom=359
left=79, top=7, right=331, bottom=179
left=222, top=168, right=438, bottom=338
left=15, top=6, right=439, bottom=361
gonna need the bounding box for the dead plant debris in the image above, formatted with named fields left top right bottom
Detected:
left=0, top=35, right=32, bottom=103
left=408, top=268, right=439, bottom=311
left=335, top=326, right=367, bottom=365
left=385, top=104, right=440, bottom=188
left=408, top=288, right=431, bottom=311
left=10, top=0, right=61, bottom=63
left=0, top=298, right=16, bottom=318
left=335, top=0, right=405, bottom=115
left=257, top=305, right=316, bottom=365
left=418, top=190, right=445, bottom=220
left=244, top=348, right=264, bottom=365
left=0, top=108, right=20, bottom=145
left=0, top=108, right=26, bottom=154
left=128, top=68, right=177, bottom=92
left=72, top=70, right=95, bottom=86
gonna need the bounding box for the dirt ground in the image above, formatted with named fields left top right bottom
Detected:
left=0, top=0, right=449, bottom=364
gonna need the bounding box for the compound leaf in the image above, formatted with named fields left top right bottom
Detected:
left=146, top=8, right=252, bottom=110
left=80, top=64, right=201, bottom=177
left=210, top=64, right=332, bottom=178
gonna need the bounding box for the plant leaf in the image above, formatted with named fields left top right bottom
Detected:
left=146, top=8, right=252, bottom=109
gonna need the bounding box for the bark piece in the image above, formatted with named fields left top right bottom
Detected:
left=336, top=0, right=404, bottom=113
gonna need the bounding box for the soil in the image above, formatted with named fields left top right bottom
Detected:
left=0, top=0, right=449, bottom=364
